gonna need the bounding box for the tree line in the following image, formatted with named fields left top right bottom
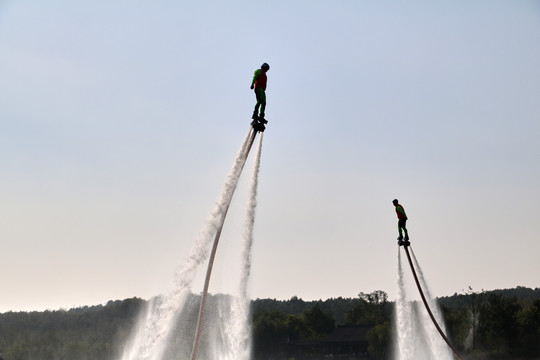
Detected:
left=0, top=287, right=539, bottom=360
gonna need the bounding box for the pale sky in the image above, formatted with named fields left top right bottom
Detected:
left=1, top=1, right=539, bottom=312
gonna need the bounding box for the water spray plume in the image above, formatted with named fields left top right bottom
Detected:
left=240, top=132, right=263, bottom=298
left=395, top=249, right=415, bottom=360
left=122, top=129, right=259, bottom=360
left=409, top=248, right=453, bottom=360
left=190, top=129, right=258, bottom=360
left=215, top=132, right=264, bottom=360
left=400, top=245, right=464, bottom=360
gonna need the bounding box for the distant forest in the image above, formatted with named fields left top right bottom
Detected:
left=0, top=286, right=539, bottom=360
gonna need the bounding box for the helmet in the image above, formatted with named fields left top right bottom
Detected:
left=392, top=199, right=399, bottom=204
left=261, top=63, right=270, bottom=71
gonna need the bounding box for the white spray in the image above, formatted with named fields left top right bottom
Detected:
left=121, top=130, right=254, bottom=360
left=213, top=133, right=263, bottom=360
left=395, top=247, right=454, bottom=360
left=410, top=248, right=453, bottom=360
left=395, top=249, right=415, bottom=360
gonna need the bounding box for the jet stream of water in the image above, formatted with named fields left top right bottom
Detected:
left=395, top=246, right=455, bottom=360
left=409, top=248, right=453, bottom=360
left=214, top=133, right=263, bottom=360
left=395, top=249, right=414, bottom=360
left=190, top=129, right=258, bottom=360
left=122, top=130, right=254, bottom=360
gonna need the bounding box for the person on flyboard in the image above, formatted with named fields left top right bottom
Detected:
left=251, top=63, right=269, bottom=126
left=393, top=199, right=410, bottom=245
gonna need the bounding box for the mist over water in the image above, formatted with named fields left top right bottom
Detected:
left=121, top=130, right=261, bottom=360
left=394, top=248, right=454, bottom=360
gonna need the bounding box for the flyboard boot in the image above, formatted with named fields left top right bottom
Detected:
left=259, top=112, right=268, bottom=124
left=250, top=110, right=260, bottom=127
left=403, top=235, right=410, bottom=247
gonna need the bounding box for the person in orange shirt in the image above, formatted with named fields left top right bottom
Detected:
left=393, top=199, right=409, bottom=244
left=250, top=63, right=270, bottom=124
